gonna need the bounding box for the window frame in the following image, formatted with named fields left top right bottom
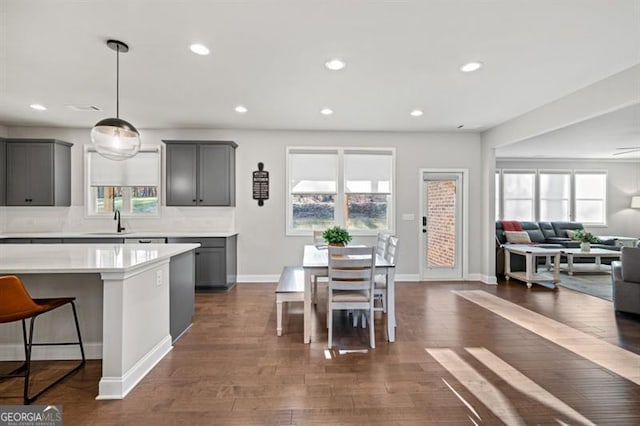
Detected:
left=84, top=145, right=162, bottom=218
left=286, top=146, right=395, bottom=236
left=495, top=168, right=608, bottom=225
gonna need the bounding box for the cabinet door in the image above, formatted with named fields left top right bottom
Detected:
left=198, top=144, right=231, bottom=206
left=6, top=143, right=31, bottom=205
left=6, top=143, right=54, bottom=205
left=27, top=143, right=55, bottom=205
left=166, top=144, right=198, bottom=206
left=195, top=247, right=226, bottom=289
left=0, top=140, right=5, bottom=205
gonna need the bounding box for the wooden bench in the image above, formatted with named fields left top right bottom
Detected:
left=276, top=266, right=305, bottom=336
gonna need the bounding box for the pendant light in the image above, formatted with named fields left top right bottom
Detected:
left=91, top=40, right=141, bottom=161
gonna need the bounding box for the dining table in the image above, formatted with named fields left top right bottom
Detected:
left=302, top=244, right=396, bottom=344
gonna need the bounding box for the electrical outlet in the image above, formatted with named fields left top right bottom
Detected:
left=156, top=270, right=162, bottom=287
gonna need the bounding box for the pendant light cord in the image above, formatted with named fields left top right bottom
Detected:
left=116, top=44, right=120, bottom=119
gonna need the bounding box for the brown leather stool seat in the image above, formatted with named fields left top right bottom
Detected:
left=0, top=275, right=85, bottom=404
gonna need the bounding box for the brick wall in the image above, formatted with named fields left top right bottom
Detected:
left=426, top=180, right=456, bottom=267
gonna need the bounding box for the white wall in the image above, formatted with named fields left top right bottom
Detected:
left=2, top=126, right=484, bottom=281
left=496, top=159, right=640, bottom=237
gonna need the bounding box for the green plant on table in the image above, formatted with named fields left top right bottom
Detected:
left=322, top=226, right=352, bottom=246
left=572, top=229, right=601, bottom=243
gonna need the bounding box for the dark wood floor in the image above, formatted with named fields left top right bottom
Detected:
left=1, top=280, right=639, bottom=425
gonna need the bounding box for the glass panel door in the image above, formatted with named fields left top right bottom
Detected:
left=421, top=172, right=463, bottom=280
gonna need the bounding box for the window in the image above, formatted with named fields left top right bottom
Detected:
left=287, top=147, right=394, bottom=234
left=539, top=171, right=570, bottom=221
left=495, top=171, right=501, bottom=220
left=86, top=148, right=160, bottom=216
left=575, top=171, right=606, bottom=225
left=502, top=171, right=535, bottom=221
left=495, top=168, right=607, bottom=225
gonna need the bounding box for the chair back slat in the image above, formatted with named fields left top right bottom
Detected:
left=328, top=246, right=375, bottom=291
left=386, top=236, right=399, bottom=264
left=375, top=233, right=390, bottom=257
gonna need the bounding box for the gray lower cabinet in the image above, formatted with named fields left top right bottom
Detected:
left=167, top=236, right=237, bottom=291
left=0, top=138, right=5, bottom=205
left=62, top=238, right=125, bottom=244
left=163, top=140, right=237, bottom=206
left=169, top=250, right=195, bottom=342
left=5, top=139, right=72, bottom=206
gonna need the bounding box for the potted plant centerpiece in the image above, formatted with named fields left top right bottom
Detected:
left=572, top=229, right=601, bottom=252
left=322, top=226, right=352, bottom=247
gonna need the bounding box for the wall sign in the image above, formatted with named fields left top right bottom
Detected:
left=252, top=162, right=269, bottom=206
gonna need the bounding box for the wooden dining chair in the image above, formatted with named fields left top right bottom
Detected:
left=327, top=246, right=376, bottom=349
left=311, top=230, right=328, bottom=303
left=0, top=275, right=85, bottom=404
left=374, top=236, right=398, bottom=313
left=375, top=233, right=391, bottom=258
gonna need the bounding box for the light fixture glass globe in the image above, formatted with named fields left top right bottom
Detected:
left=91, top=117, right=141, bottom=161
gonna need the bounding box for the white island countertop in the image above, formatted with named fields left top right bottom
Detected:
left=0, top=243, right=200, bottom=274
left=0, top=231, right=237, bottom=239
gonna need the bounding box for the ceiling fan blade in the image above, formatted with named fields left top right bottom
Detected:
left=612, top=149, right=640, bottom=155
left=616, top=147, right=640, bottom=150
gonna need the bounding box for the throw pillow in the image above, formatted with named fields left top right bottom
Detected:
left=504, top=231, right=531, bottom=244
left=565, top=230, right=576, bottom=239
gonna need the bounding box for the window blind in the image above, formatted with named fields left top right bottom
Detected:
left=89, top=150, right=160, bottom=187
left=289, top=150, right=338, bottom=194
left=344, top=151, right=393, bottom=194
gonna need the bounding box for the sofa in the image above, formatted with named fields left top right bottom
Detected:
left=611, top=247, right=640, bottom=315
left=495, top=221, right=620, bottom=276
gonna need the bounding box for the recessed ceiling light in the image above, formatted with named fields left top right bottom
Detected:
left=410, top=109, right=423, bottom=117
left=30, top=104, right=47, bottom=111
left=460, top=61, right=483, bottom=72
left=324, top=59, right=346, bottom=71
left=320, top=108, right=334, bottom=115
left=234, top=105, right=248, bottom=114
left=189, top=43, right=210, bottom=55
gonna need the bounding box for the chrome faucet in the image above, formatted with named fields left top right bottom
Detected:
left=114, top=209, right=125, bottom=233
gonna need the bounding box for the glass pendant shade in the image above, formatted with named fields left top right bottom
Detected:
left=91, top=117, right=141, bottom=161
left=91, top=39, right=140, bottom=161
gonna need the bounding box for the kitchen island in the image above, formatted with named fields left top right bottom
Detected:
left=0, top=243, right=199, bottom=400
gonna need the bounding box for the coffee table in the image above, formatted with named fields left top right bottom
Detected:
left=503, top=245, right=561, bottom=288
left=561, top=248, right=621, bottom=275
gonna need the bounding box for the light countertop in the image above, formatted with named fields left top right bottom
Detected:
left=0, top=243, right=200, bottom=273
left=0, top=231, right=238, bottom=239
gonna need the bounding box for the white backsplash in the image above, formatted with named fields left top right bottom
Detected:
left=0, top=206, right=235, bottom=234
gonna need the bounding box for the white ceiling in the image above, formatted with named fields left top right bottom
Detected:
left=496, top=103, right=640, bottom=159
left=1, top=0, right=639, bottom=139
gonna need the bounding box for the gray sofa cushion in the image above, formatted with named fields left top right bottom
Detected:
left=621, top=247, right=640, bottom=283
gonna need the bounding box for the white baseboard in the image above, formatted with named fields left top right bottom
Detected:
left=0, top=342, right=102, bottom=361
left=395, top=274, right=420, bottom=281
left=97, top=335, right=172, bottom=400
left=236, top=273, right=495, bottom=283
left=237, top=275, right=280, bottom=283
left=480, top=274, right=498, bottom=285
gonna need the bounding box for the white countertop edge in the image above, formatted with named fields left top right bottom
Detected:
left=0, top=231, right=238, bottom=239
left=0, top=243, right=200, bottom=273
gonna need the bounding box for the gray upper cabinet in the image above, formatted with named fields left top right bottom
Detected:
left=164, top=140, right=237, bottom=206
left=5, top=139, right=72, bottom=206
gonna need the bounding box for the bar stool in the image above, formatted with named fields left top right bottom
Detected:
left=0, top=275, right=85, bottom=404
